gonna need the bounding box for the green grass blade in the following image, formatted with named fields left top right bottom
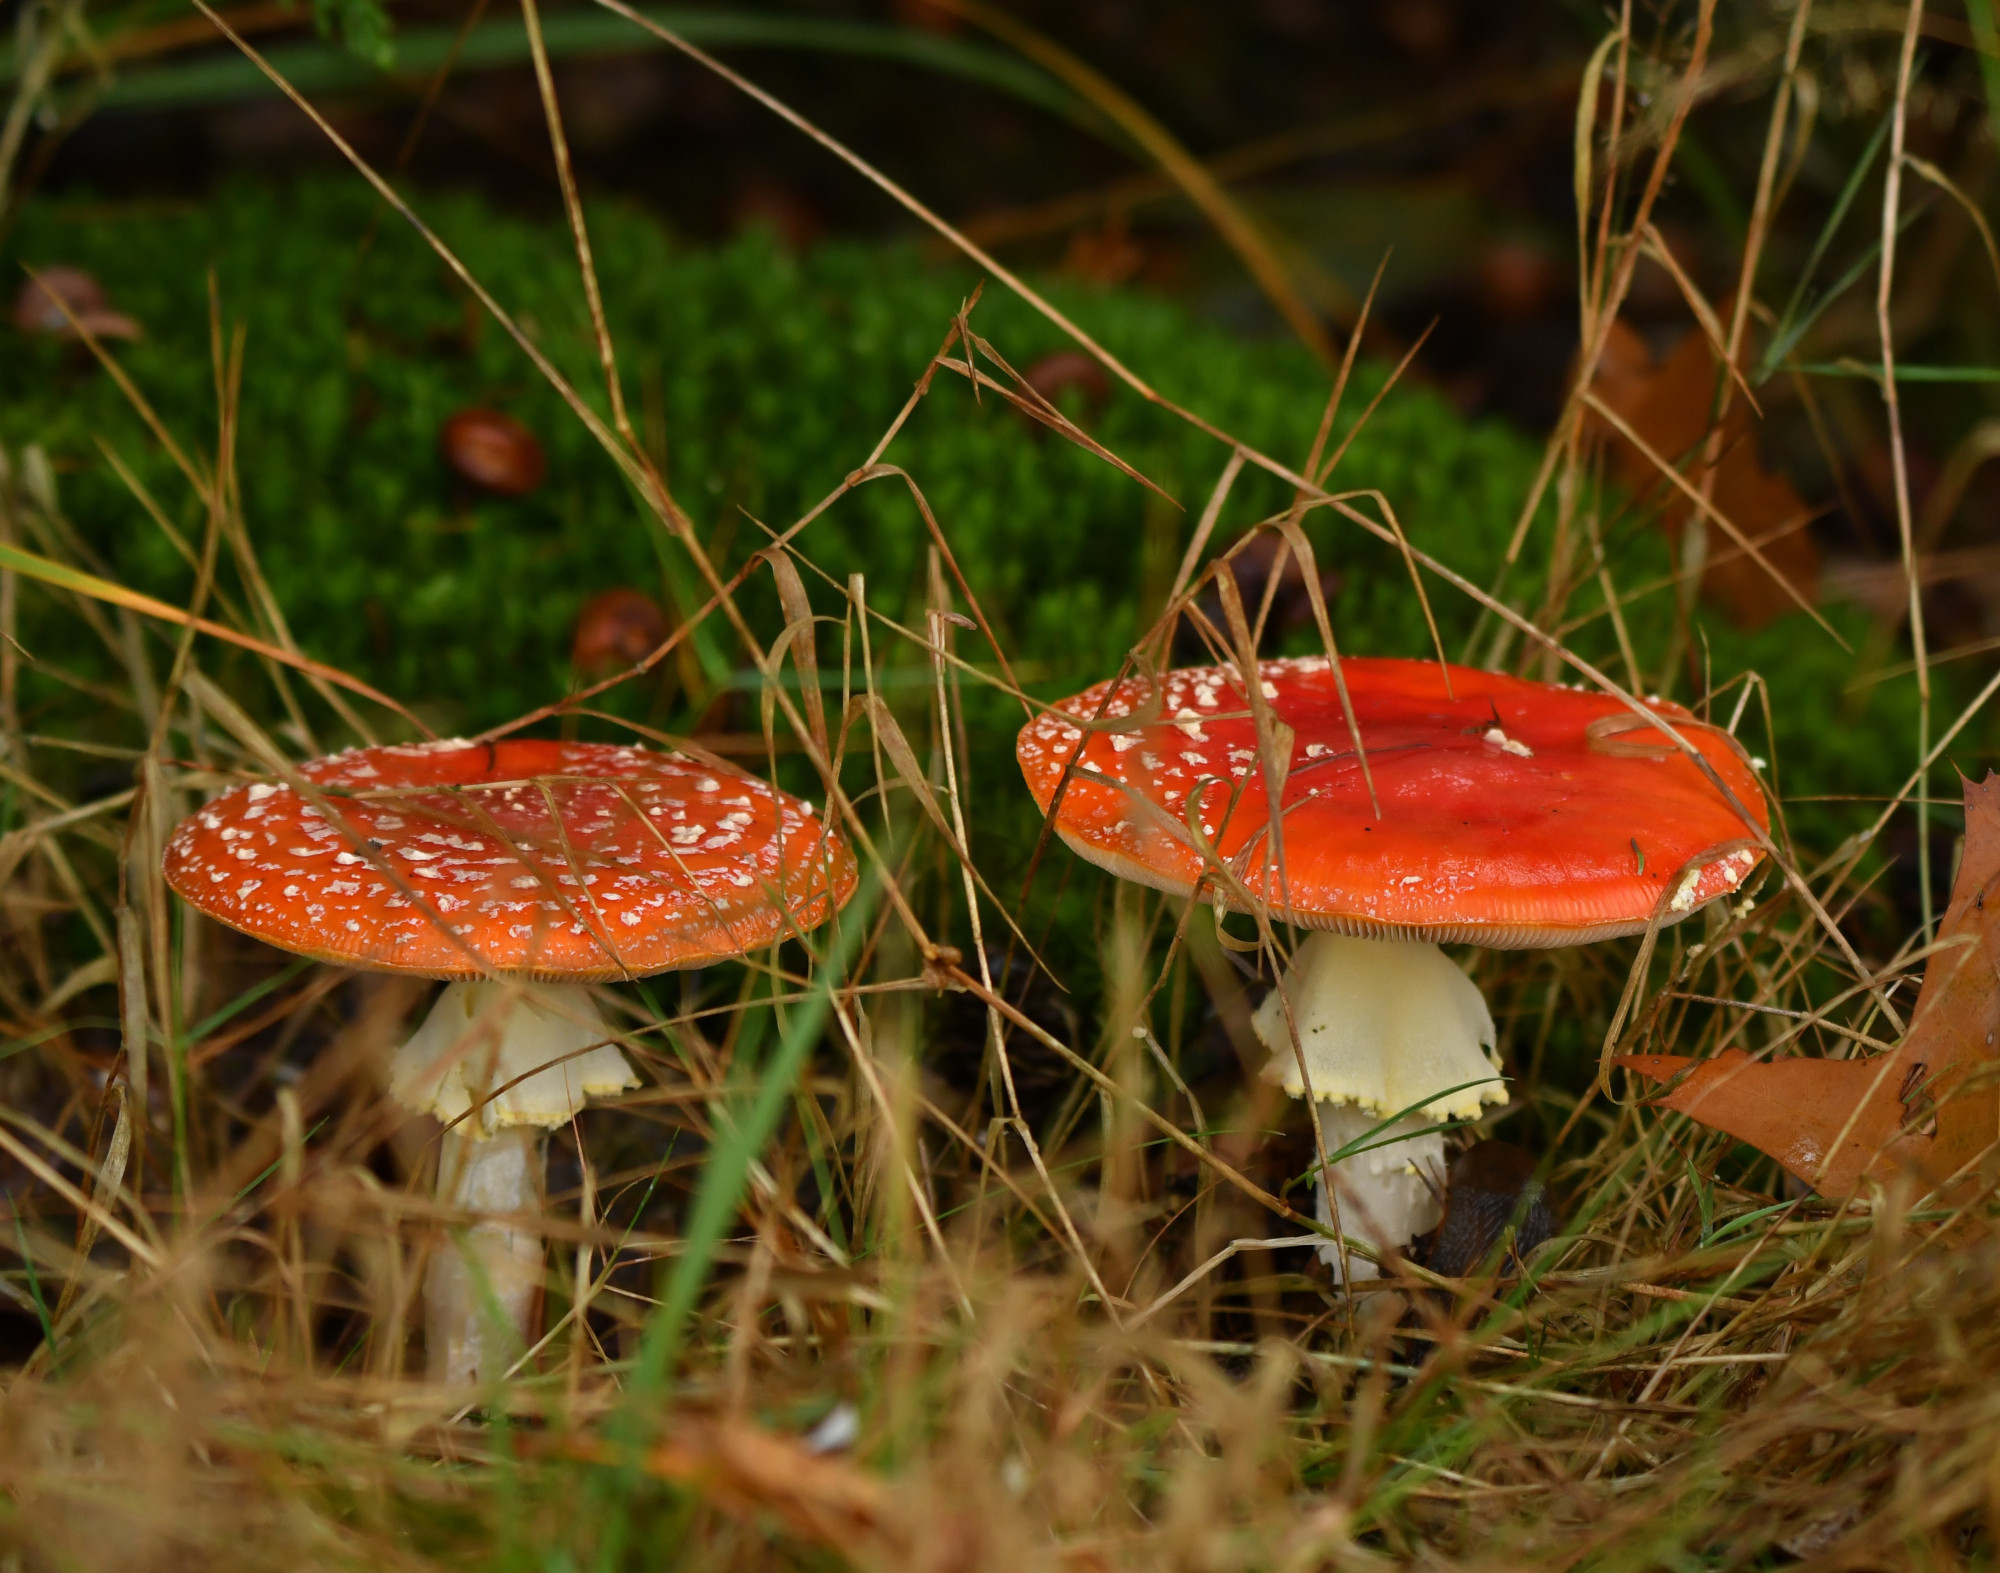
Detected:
left=13, top=1217, right=54, bottom=1361
left=586, top=875, right=879, bottom=1568
left=0, top=1020, right=123, bottom=1064
left=229, top=1118, right=332, bottom=1208
left=1757, top=199, right=1924, bottom=382
left=1703, top=1198, right=1795, bottom=1247
left=631, top=882, right=875, bottom=1387
left=176, top=955, right=314, bottom=1049
left=1757, top=109, right=1892, bottom=384
left=76, top=9, right=1088, bottom=132
left=1966, top=0, right=2000, bottom=131
left=1791, top=360, right=2000, bottom=383
left=1685, top=1152, right=1714, bottom=1243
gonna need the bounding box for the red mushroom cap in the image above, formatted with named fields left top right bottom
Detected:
left=1017, top=656, right=1769, bottom=947
left=164, top=740, right=856, bottom=979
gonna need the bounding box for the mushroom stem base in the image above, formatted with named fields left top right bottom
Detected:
left=426, top=1124, right=543, bottom=1384
left=1313, top=1102, right=1448, bottom=1285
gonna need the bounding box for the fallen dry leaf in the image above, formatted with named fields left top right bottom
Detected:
left=1619, top=772, right=2000, bottom=1196
left=1587, top=319, right=1819, bottom=630
left=560, top=1416, right=893, bottom=1558
left=557, top=1415, right=1039, bottom=1570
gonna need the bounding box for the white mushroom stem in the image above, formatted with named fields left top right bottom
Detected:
left=427, top=1125, right=544, bottom=1386
left=391, top=980, right=639, bottom=1382
left=1253, top=934, right=1508, bottom=1284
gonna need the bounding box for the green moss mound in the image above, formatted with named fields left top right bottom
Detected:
left=0, top=180, right=1939, bottom=858
left=0, top=182, right=1537, bottom=710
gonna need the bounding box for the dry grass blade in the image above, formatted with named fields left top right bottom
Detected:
left=1878, top=0, right=1935, bottom=938
left=0, top=539, right=421, bottom=726
left=517, top=0, right=635, bottom=449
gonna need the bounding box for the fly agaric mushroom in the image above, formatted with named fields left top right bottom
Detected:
left=1017, top=654, right=1767, bottom=1281
left=163, top=738, right=855, bottom=1380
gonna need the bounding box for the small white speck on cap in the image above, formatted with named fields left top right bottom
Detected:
left=1483, top=727, right=1533, bottom=758
left=247, top=783, right=281, bottom=802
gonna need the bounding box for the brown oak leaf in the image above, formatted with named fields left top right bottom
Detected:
left=1619, top=772, right=2000, bottom=1196
left=1587, top=319, right=1819, bottom=630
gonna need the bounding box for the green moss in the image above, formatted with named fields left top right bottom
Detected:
left=0, top=179, right=1959, bottom=868
left=0, top=182, right=1518, bottom=718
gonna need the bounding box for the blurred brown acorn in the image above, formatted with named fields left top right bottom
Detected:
left=1015, top=350, right=1113, bottom=441
left=730, top=178, right=823, bottom=253
left=11, top=267, right=141, bottom=341
left=572, top=587, right=670, bottom=675
left=440, top=408, right=546, bottom=497
left=1024, top=350, right=1110, bottom=413
left=1476, top=239, right=1565, bottom=322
